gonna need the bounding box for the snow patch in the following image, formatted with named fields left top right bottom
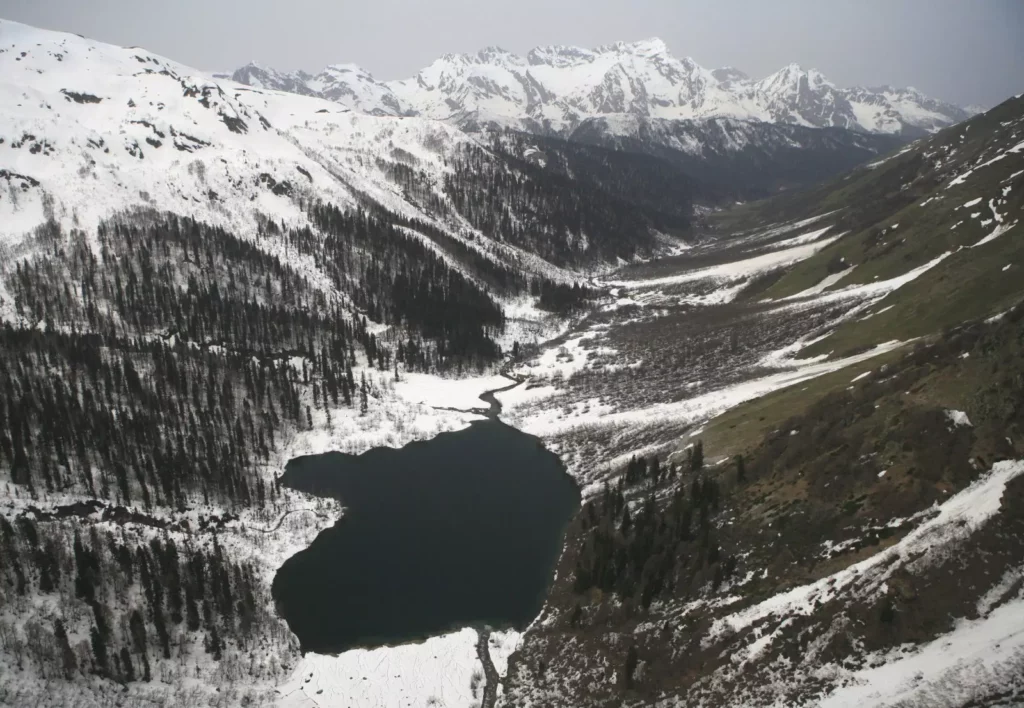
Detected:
left=945, top=409, right=973, bottom=428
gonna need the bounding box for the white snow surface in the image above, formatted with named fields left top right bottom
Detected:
left=605, top=232, right=841, bottom=289
left=945, top=409, right=973, bottom=427
left=488, top=629, right=524, bottom=679
left=514, top=331, right=620, bottom=382
left=785, top=266, right=854, bottom=299
left=283, top=369, right=485, bottom=459
left=229, top=36, right=970, bottom=137
left=277, top=628, right=483, bottom=708
left=394, top=372, right=510, bottom=410
left=0, top=18, right=568, bottom=287
left=777, top=251, right=952, bottom=312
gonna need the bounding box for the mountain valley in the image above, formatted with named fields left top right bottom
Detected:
left=0, top=15, right=1022, bottom=708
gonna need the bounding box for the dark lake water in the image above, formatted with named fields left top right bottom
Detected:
left=272, top=419, right=580, bottom=654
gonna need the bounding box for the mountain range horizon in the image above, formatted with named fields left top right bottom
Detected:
left=223, top=33, right=977, bottom=140
left=227, top=36, right=976, bottom=107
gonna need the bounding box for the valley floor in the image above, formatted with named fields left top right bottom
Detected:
left=3, top=210, right=1022, bottom=708
left=497, top=213, right=912, bottom=485
left=492, top=206, right=1024, bottom=706
left=256, top=210, right=980, bottom=708
left=77, top=207, right=1015, bottom=708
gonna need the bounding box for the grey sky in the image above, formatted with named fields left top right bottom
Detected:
left=2, top=0, right=1021, bottom=107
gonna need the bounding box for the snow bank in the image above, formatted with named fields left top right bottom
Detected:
left=784, top=265, right=855, bottom=299
left=818, top=595, right=1024, bottom=707
left=394, top=372, right=510, bottom=410
left=945, top=409, right=973, bottom=427
left=604, top=233, right=841, bottom=289
left=779, top=251, right=951, bottom=309
left=278, top=628, right=483, bottom=708
left=488, top=629, right=524, bottom=678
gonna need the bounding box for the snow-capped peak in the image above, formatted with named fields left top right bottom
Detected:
left=759, top=63, right=833, bottom=93
left=322, top=63, right=370, bottom=75
left=228, top=37, right=973, bottom=138
left=475, top=46, right=523, bottom=63
left=595, top=37, right=670, bottom=57
left=229, top=60, right=405, bottom=116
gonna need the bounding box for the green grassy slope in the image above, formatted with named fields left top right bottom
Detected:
left=710, top=96, right=1024, bottom=358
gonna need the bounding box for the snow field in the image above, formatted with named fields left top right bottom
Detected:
left=604, top=231, right=841, bottom=290
left=277, top=628, right=483, bottom=708
left=393, top=372, right=510, bottom=410
left=817, top=593, right=1024, bottom=707
left=504, top=340, right=904, bottom=439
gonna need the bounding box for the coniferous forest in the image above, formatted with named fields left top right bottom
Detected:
left=570, top=444, right=735, bottom=611
left=0, top=199, right=568, bottom=704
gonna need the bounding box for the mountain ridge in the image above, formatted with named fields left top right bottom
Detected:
left=230, top=37, right=973, bottom=137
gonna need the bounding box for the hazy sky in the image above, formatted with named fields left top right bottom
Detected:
left=2, top=0, right=1021, bottom=107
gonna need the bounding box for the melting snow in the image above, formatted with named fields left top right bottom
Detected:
left=277, top=628, right=483, bottom=708
left=973, top=220, right=1017, bottom=248
left=945, top=409, right=973, bottom=428
left=513, top=340, right=904, bottom=437
left=605, top=232, right=841, bottom=289
left=709, top=460, right=1024, bottom=641
left=784, top=266, right=855, bottom=300
left=818, top=595, right=1024, bottom=707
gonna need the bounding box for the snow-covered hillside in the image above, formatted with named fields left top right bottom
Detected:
left=230, top=62, right=406, bottom=117
left=231, top=38, right=972, bottom=138
left=0, top=18, right=632, bottom=284
left=0, top=18, right=444, bottom=243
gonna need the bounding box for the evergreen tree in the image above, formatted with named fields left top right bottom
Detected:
left=90, top=624, right=108, bottom=676
left=691, top=440, right=704, bottom=472
left=624, top=645, right=638, bottom=689
left=53, top=620, right=76, bottom=679
left=360, top=373, right=369, bottom=415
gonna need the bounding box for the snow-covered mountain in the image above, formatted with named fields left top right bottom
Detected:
left=0, top=17, right=440, bottom=246
left=0, top=18, right=689, bottom=276
left=0, top=15, right=906, bottom=283
left=228, top=62, right=406, bottom=116
left=231, top=39, right=972, bottom=138
left=2, top=15, right=1023, bottom=708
